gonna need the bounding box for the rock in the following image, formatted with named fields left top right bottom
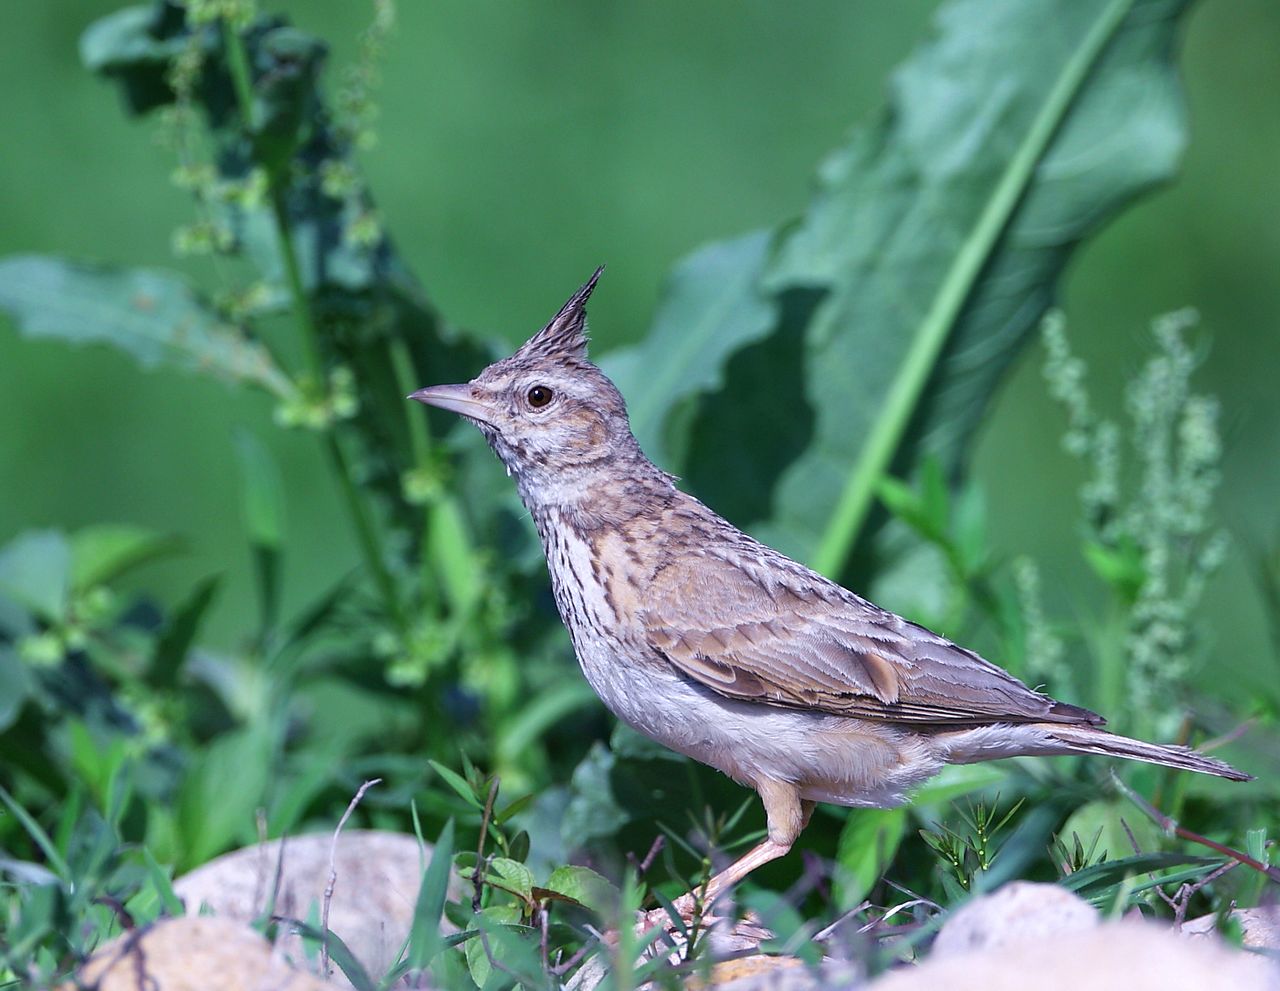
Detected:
left=930, top=881, right=1098, bottom=957
left=64, top=916, right=332, bottom=991
left=568, top=912, right=822, bottom=990
left=1184, top=905, right=1280, bottom=951
left=702, top=955, right=809, bottom=989
left=173, top=829, right=453, bottom=986
left=868, top=919, right=1278, bottom=991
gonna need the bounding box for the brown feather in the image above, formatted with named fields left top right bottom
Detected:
left=640, top=548, right=1104, bottom=727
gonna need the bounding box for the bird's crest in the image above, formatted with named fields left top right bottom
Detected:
left=515, top=266, right=604, bottom=364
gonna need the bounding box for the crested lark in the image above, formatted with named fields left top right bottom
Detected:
left=410, top=269, right=1249, bottom=914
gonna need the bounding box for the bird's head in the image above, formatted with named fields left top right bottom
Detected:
left=409, top=268, right=643, bottom=506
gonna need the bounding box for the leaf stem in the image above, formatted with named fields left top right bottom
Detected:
left=1111, top=772, right=1280, bottom=884
left=268, top=188, right=327, bottom=381
left=325, top=432, right=406, bottom=628
left=389, top=335, right=433, bottom=467
left=221, top=19, right=256, bottom=124
left=810, top=0, right=1135, bottom=578
left=221, top=16, right=403, bottom=628
left=389, top=336, right=439, bottom=594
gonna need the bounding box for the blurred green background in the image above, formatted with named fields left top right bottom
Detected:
left=1, top=0, right=1277, bottom=708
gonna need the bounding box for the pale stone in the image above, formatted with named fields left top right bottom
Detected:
left=931, top=880, right=1098, bottom=957
left=869, top=920, right=1278, bottom=991
left=173, top=829, right=451, bottom=986
left=1183, top=904, right=1280, bottom=951
left=65, top=916, right=331, bottom=991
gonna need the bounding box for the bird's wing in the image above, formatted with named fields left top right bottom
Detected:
left=639, top=550, right=1100, bottom=726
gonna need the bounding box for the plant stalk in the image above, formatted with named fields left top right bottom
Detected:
left=222, top=17, right=404, bottom=628
left=810, top=0, right=1135, bottom=579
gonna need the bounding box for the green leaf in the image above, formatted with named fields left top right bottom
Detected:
left=603, top=231, right=776, bottom=464
left=407, top=820, right=454, bottom=970
left=625, top=0, right=1195, bottom=580
left=486, top=857, right=535, bottom=903
left=877, top=476, right=934, bottom=540
left=0, top=784, right=70, bottom=882
left=953, top=482, right=989, bottom=577
left=506, top=830, right=530, bottom=865
left=286, top=918, right=377, bottom=991
left=464, top=904, right=521, bottom=989
left=740, top=889, right=823, bottom=964
left=779, top=0, right=1187, bottom=574
left=151, top=575, right=221, bottom=688
left=69, top=524, right=180, bottom=591
left=232, top=430, right=285, bottom=548
left=142, top=846, right=185, bottom=918
left=919, top=458, right=950, bottom=542
left=833, top=808, right=907, bottom=909
left=79, top=3, right=199, bottom=116
left=233, top=429, right=285, bottom=634
left=541, top=864, right=619, bottom=917
left=0, top=646, right=34, bottom=732
left=561, top=743, right=629, bottom=846
left=0, top=530, right=71, bottom=620
left=1058, top=799, right=1164, bottom=862
left=425, top=497, right=481, bottom=616
left=1245, top=828, right=1268, bottom=866
left=908, top=763, right=1007, bottom=808
left=493, top=793, right=536, bottom=828
left=495, top=680, right=599, bottom=769
left=0, top=256, right=293, bottom=397
left=427, top=760, right=482, bottom=809
left=1082, top=538, right=1145, bottom=595
left=1059, top=850, right=1216, bottom=895
left=176, top=724, right=274, bottom=868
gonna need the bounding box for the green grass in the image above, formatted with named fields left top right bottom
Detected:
left=0, top=2, right=1276, bottom=988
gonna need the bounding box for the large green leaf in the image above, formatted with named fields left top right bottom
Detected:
left=832, top=807, right=907, bottom=910
left=0, top=256, right=293, bottom=398
left=0, top=530, right=72, bottom=621
left=603, top=231, right=776, bottom=463
left=770, top=0, right=1190, bottom=574
left=69, top=524, right=180, bottom=591
left=612, top=0, right=1193, bottom=580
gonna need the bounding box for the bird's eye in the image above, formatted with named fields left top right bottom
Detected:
left=526, top=385, right=553, bottom=409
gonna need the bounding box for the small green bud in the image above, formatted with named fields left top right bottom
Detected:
left=319, top=160, right=360, bottom=199
left=20, top=632, right=64, bottom=667
left=345, top=210, right=382, bottom=249
left=401, top=467, right=442, bottom=505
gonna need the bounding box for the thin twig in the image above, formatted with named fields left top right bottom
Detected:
left=471, top=778, right=500, bottom=913
left=260, top=833, right=288, bottom=944
left=627, top=835, right=665, bottom=877
left=469, top=777, right=523, bottom=982
left=1119, top=816, right=1143, bottom=856
left=882, top=877, right=943, bottom=913
left=92, top=895, right=136, bottom=930
left=252, top=807, right=270, bottom=920
left=1158, top=861, right=1239, bottom=927
left=549, top=936, right=600, bottom=978
left=320, top=777, right=381, bottom=977
left=857, top=898, right=939, bottom=935
left=812, top=902, right=872, bottom=942
left=1198, top=719, right=1256, bottom=753
left=1111, top=772, right=1280, bottom=883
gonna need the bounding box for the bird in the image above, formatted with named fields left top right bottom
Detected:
left=409, top=268, right=1250, bottom=917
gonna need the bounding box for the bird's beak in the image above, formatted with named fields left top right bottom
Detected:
left=407, top=383, right=494, bottom=424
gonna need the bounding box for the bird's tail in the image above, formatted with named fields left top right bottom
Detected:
left=1039, top=724, right=1251, bottom=782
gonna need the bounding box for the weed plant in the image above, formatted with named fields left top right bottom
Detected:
left=0, top=2, right=1274, bottom=987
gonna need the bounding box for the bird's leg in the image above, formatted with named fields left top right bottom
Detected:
left=652, top=780, right=812, bottom=928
